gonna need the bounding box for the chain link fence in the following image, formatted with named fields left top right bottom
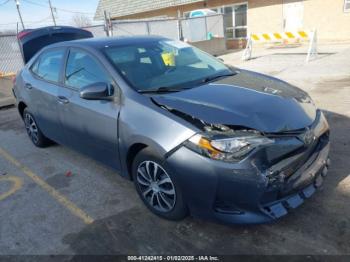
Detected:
left=83, top=24, right=106, bottom=37
left=0, top=34, right=24, bottom=76
left=112, top=20, right=149, bottom=36
left=181, top=15, right=224, bottom=42
left=0, top=14, right=225, bottom=76
left=108, top=14, right=224, bottom=41
left=110, top=18, right=180, bottom=40
left=149, top=19, right=180, bottom=39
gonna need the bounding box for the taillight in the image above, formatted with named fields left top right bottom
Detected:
left=17, top=30, right=32, bottom=40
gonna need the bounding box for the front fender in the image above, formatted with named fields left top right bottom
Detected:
left=118, top=95, right=196, bottom=179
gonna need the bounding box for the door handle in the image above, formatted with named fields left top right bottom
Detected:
left=25, top=83, right=33, bottom=89
left=57, top=96, right=69, bottom=104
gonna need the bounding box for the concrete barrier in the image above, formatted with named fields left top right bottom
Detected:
left=190, top=37, right=227, bottom=56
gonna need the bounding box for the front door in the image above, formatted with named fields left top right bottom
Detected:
left=283, top=0, right=304, bottom=31
left=58, top=48, right=121, bottom=169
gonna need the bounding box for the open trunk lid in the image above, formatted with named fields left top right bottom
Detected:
left=17, top=26, right=93, bottom=64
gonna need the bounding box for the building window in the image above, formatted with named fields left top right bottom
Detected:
left=206, top=4, right=248, bottom=39
left=223, top=4, right=248, bottom=39
left=345, top=0, right=350, bottom=12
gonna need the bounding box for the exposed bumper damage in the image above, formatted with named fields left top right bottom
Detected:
left=159, top=100, right=331, bottom=224
left=262, top=142, right=330, bottom=220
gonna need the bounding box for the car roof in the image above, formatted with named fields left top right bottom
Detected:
left=49, top=35, right=169, bottom=49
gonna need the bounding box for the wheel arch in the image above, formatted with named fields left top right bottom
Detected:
left=18, top=101, right=27, bottom=119
left=124, top=138, right=170, bottom=180
left=126, top=143, right=148, bottom=180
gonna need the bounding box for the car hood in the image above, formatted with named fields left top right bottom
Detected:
left=151, top=70, right=317, bottom=133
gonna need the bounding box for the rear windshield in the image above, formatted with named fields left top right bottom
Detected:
left=102, top=40, right=231, bottom=92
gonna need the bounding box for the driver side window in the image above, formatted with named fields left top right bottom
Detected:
left=65, top=49, right=112, bottom=90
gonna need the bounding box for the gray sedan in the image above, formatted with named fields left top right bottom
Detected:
left=13, top=26, right=330, bottom=224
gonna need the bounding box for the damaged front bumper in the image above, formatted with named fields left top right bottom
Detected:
left=262, top=142, right=330, bottom=220
left=166, top=129, right=330, bottom=224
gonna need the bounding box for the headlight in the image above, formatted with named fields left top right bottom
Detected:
left=185, top=132, right=274, bottom=162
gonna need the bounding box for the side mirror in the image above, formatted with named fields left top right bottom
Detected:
left=79, top=82, right=113, bottom=100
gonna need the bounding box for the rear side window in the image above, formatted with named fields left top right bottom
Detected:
left=31, top=49, right=65, bottom=83
left=64, top=49, right=111, bottom=89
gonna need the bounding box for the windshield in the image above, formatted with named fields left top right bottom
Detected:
left=102, top=39, right=232, bottom=92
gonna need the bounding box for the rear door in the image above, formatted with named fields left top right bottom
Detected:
left=26, top=47, right=67, bottom=143
left=18, top=26, right=93, bottom=64
left=57, top=48, right=121, bottom=169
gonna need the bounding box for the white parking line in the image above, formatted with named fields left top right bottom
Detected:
left=0, top=147, right=94, bottom=224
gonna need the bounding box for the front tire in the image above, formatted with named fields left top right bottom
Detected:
left=23, top=108, right=51, bottom=148
left=132, top=148, right=188, bottom=220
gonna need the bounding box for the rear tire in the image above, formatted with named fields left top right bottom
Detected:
left=132, top=147, right=188, bottom=221
left=23, top=108, right=51, bottom=148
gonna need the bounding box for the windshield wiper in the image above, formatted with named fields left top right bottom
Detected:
left=138, top=87, right=183, bottom=94
left=66, top=67, right=85, bottom=80
left=202, top=72, right=237, bottom=84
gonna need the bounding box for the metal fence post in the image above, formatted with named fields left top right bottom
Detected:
left=146, top=21, right=150, bottom=35
left=109, top=12, right=113, bottom=36
left=177, top=18, right=183, bottom=41
left=104, top=11, right=109, bottom=37
left=204, top=16, right=208, bottom=40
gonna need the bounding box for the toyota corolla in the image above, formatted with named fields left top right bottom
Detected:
left=13, top=26, right=330, bottom=224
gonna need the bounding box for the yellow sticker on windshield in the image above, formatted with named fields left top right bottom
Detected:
left=161, top=52, right=175, bottom=66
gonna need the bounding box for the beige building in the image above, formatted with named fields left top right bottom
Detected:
left=95, top=0, right=350, bottom=48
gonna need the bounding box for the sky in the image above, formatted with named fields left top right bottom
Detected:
left=0, top=0, right=100, bottom=31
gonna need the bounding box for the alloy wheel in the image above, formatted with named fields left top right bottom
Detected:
left=136, top=161, right=176, bottom=212
left=24, top=113, right=39, bottom=144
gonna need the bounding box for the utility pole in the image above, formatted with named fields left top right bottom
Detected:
left=14, top=0, right=25, bottom=30
left=48, top=0, right=56, bottom=26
